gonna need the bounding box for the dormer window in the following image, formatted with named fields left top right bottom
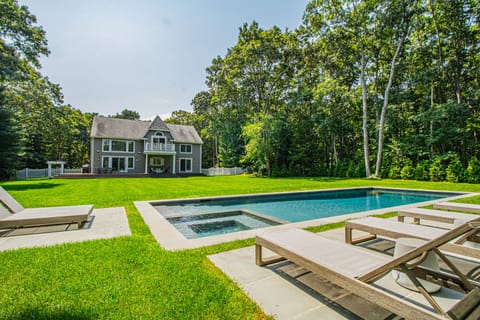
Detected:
left=152, top=132, right=166, bottom=145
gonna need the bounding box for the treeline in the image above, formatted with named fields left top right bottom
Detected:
left=168, top=0, right=480, bottom=180
left=0, top=1, right=92, bottom=178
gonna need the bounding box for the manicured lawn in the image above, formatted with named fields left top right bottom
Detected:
left=1, top=175, right=480, bottom=319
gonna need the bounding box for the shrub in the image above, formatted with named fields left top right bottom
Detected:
left=401, top=165, right=414, bottom=180
left=466, top=157, right=480, bottom=184
left=388, top=165, right=402, bottom=179
left=446, top=157, right=464, bottom=183
left=429, top=159, right=445, bottom=181
left=414, top=161, right=430, bottom=181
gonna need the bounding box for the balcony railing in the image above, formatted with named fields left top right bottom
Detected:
left=144, top=142, right=175, bottom=153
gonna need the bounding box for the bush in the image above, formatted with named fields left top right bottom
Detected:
left=401, top=165, right=414, bottom=180
left=414, top=161, right=430, bottom=181
left=446, top=157, right=464, bottom=183
left=466, top=157, right=480, bottom=184
left=429, top=159, right=445, bottom=181
left=388, top=165, right=402, bottom=179
left=354, top=161, right=366, bottom=178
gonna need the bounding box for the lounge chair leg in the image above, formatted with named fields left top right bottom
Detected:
left=255, top=244, right=287, bottom=266
left=400, top=264, right=447, bottom=317
left=345, top=226, right=352, bottom=243
left=255, top=244, right=263, bottom=266
left=414, top=217, right=420, bottom=224
left=397, top=215, right=405, bottom=222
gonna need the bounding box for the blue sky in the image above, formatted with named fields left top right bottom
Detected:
left=20, top=0, right=308, bottom=119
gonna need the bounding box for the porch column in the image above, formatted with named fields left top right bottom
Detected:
left=172, top=154, right=176, bottom=174
left=145, top=154, right=149, bottom=174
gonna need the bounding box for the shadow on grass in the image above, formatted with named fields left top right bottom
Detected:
left=6, top=309, right=97, bottom=320
left=3, top=183, right=62, bottom=191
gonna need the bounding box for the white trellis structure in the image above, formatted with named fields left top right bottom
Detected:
left=46, top=161, right=66, bottom=178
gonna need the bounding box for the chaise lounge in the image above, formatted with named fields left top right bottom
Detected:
left=345, top=216, right=480, bottom=260
left=0, top=186, right=93, bottom=229
left=397, top=207, right=479, bottom=225
left=256, top=220, right=480, bottom=320
left=434, top=202, right=480, bottom=214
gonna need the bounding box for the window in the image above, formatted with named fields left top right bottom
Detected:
left=179, top=158, right=192, bottom=172
left=180, top=144, right=192, bottom=154
left=152, top=132, right=166, bottom=145
left=102, top=139, right=135, bottom=153
left=127, top=157, right=134, bottom=169
left=102, top=156, right=134, bottom=171
left=103, top=139, right=110, bottom=152
left=150, top=157, right=165, bottom=166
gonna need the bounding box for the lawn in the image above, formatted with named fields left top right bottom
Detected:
left=1, top=175, right=480, bottom=319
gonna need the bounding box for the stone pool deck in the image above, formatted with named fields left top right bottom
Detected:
left=0, top=207, right=130, bottom=251
left=208, top=225, right=479, bottom=320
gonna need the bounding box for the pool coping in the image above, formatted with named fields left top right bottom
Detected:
left=134, top=186, right=477, bottom=251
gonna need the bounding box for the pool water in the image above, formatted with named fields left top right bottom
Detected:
left=154, top=188, right=459, bottom=239
left=166, top=210, right=280, bottom=239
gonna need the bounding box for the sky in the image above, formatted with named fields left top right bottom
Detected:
left=19, top=0, right=309, bottom=120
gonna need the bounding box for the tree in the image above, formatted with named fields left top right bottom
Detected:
left=0, top=107, right=22, bottom=178
left=0, top=0, right=49, bottom=177
left=0, top=0, right=49, bottom=83
left=110, top=108, right=140, bottom=120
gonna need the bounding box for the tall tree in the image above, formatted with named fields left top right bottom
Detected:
left=0, top=0, right=49, bottom=177
left=110, top=108, right=140, bottom=120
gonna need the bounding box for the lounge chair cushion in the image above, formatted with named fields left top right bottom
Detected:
left=258, top=228, right=390, bottom=279
left=0, top=205, right=94, bottom=229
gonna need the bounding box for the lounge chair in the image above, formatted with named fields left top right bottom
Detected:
left=398, top=208, right=478, bottom=224
left=434, top=202, right=480, bottom=214
left=345, top=216, right=480, bottom=259
left=0, top=186, right=93, bottom=229
left=256, top=221, right=480, bottom=320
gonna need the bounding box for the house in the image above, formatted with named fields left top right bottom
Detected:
left=90, top=115, right=203, bottom=175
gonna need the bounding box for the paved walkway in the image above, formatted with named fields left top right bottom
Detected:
left=0, top=207, right=130, bottom=251
left=209, top=227, right=469, bottom=320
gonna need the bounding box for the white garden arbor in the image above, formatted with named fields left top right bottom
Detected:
left=46, top=161, right=65, bottom=178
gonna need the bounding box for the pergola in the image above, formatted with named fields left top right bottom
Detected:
left=46, top=161, right=65, bottom=178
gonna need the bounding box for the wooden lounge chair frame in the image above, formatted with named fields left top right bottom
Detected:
left=0, top=186, right=93, bottom=229
left=345, top=216, right=480, bottom=260
left=256, top=221, right=480, bottom=320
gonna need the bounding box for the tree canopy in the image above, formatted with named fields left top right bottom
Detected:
left=171, top=0, right=479, bottom=181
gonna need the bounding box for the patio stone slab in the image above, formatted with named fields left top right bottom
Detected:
left=0, top=207, right=130, bottom=251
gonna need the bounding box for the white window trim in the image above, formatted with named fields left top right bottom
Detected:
left=102, top=139, right=135, bottom=153
left=179, top=158, right=192, bottom=172
left=180, top=144, right=192, bottom=154
left=101, top=156, right=135, bottom=171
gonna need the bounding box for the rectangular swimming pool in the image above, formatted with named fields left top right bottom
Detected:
left=153, top=187, right=462, bottom=239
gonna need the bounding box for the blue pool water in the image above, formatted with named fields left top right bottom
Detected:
left=154, top=188, right=460, bottom=238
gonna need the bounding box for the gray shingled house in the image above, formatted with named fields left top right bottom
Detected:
left=90, top=116, right=203, bottom=175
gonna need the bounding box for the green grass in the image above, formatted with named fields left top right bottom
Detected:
left=1, top=175, right=480, bottom=319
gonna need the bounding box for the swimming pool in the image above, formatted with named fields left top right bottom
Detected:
left=153, top=188, right=461, bottom=239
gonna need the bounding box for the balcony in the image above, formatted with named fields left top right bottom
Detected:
left=144, top=142, right=176, bottom=154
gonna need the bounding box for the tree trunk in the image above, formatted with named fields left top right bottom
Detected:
left=360, top=44, right=372, bottom=177
left=374, top=34, right=406, bottom=178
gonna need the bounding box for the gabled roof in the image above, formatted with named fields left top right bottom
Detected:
left=90, top=116, right=203, bottom=144
left=148, top=116, right=170, bottom=131
left=167, top=124, right=203, bottom=144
